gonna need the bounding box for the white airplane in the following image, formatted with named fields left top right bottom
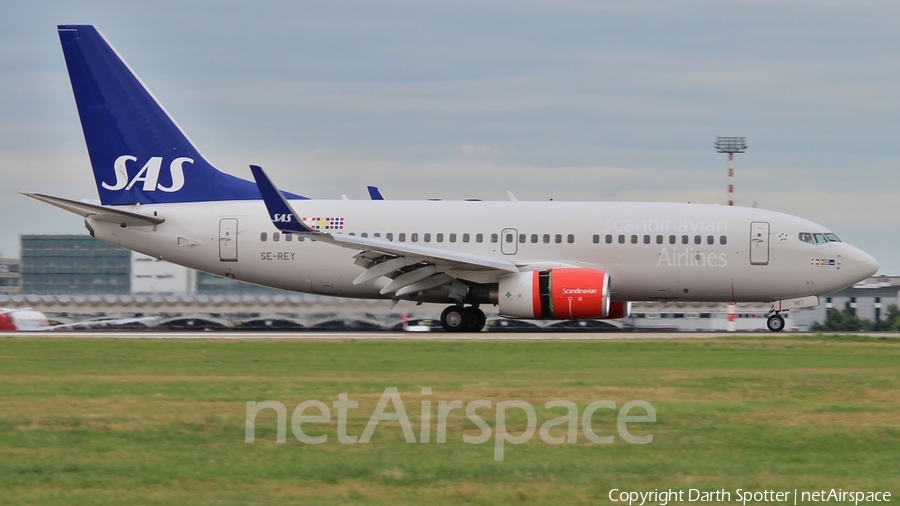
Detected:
left=0, top=308, right=154, bottom=332
left=0, top=309, right=49, bottom=331
left=26, top=25, right=879, bottom=333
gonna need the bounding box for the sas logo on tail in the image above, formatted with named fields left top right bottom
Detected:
left=102, top=155, right=192, bottom=192
left=272, top=214, right=293, bottom=223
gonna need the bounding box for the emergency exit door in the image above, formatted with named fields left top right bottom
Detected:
left=750, top=221, right=769, bottom=265
left=219, top=218, right=238, bottom=262
left=501, top=228, right=518, bottom=255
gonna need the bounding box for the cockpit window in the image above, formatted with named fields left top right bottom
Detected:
left=800, top=231, right=840, bottom=244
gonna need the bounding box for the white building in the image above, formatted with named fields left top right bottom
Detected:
left=131, top=253, right=196, bottom=295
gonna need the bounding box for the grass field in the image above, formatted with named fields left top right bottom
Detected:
left=0, top=335, right=898, bottom=505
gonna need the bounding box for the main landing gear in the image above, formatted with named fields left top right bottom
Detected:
left=440, top=305, right=486, bottom=333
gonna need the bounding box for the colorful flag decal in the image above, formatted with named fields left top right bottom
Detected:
left=301, top=217, right=345, bottom=231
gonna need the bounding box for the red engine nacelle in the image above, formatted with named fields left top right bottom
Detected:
left=498, top=268, right=625, bottom=319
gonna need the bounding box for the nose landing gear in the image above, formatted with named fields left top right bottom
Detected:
left=440, top=305, right=486, bottom=333
left=766, top=314, right=785, bottom=332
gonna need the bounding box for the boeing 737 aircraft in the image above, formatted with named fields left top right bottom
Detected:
left=26, top=25, right=879, bottom=332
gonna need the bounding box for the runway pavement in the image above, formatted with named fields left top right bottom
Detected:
left=4, top=331, right=899, bottom=339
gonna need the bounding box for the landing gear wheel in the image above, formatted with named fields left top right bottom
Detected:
left=464, top=307, right=486, bottom=332
left=441, top=306, right=467, bottom=333
left=441, top=306, right=486, bottom=332
left=767, top=315, right=785, bottom=332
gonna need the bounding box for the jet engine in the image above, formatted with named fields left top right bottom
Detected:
left=498, top=268, right=623, bottom=319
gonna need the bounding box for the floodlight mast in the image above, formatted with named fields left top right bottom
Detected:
left=715, top=136, right=747, bottom=332
left=715, top=136, right=747, bottom=207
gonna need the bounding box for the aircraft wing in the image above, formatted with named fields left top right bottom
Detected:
left=250, top=165, right=518, bottom=297
left=23, top=193, right=165, bottom=227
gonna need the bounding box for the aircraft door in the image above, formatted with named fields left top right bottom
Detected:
left=750, top=221, right=770, bottom=265
left=501, top=228, right=518, bottom=255
left=219, top=218, right=238, bottom=262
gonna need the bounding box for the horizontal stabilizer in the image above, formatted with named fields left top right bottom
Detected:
left=22, top=193, right=164, bottom=227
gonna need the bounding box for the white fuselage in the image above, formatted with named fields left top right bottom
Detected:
left=86, top=200, right=878, bottom=304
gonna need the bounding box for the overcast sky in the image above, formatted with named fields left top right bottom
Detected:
left=1, top=1, right=898, bottom=273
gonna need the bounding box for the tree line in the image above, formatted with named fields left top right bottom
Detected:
left=812, top=302, right=900, bottom=332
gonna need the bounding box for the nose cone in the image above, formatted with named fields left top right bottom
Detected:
left=847, top=247, right=879, bottom=281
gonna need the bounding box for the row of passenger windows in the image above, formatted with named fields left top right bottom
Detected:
left=260, top=232, right=495, bottom=243
left=595, top=234, right=728, bottom=246
left=259, top=231, right=728, bottom=246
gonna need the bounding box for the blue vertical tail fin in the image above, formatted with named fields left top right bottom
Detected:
left=57, top=25, right=304, bottom=205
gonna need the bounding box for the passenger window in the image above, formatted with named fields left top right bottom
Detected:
left=450, top=233, right=457, bottom=243
left=386, top=233, right=393, bottom=241
left=555, top=234, right=562, bottom=244
left=411, top=233, right=418, bottom=242
left=424, top=233, right=431, bottom=242
left=543, top=234, right=550, bottom=244
left=273, top=232, right=280, bottom=242
left=298, top=236, right=305, bottom=242
left=399, top=233, right=406, bottom=242
left=631, top=235, right=638, bottom=244
left=618, top=234, right=625, bottom=244
left=476, top=233, right=483, bottom=243
left=361, top=232, right=368, bottom=238
left=285, top=233, right=293, bottom=241
left=505, top=233, right=514, bottom=243
left=605, top=234, right=613, bottom=244
left=374, top=232, right=381, bottom=238
left=593, top=234, right=600, bottom=244
left=437, top=233, right=443, bottom=242
left=463, top=233, right=470, bottom=243
left=567, top=234, right=574, bottom=244
left=346, top=233, right=353, bottom=237
left=707, top=235, right=714, bottom=245
left=656, top=235, right=663, bottom=244
left=694, top=235, right=701, bottom=245
left=682, top=235, right=689, bottom=244
left=534, top=234, right=540, bottom=244
left=720, top=235, right=727, bottom=245
left=669, top=235, right=676, bottom=244
left=519, top=234, right=526, bottom=243
left=260, top=232, right=267, bottom=242
left=491, top=234, right=498, bottom=243
left=643, top=235, right=650, bottom=244
left=798, top=232, right=814, bottom=244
